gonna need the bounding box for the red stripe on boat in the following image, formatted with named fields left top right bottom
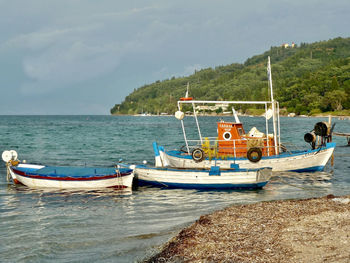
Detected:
left=12, top=168, right=132, bottom=181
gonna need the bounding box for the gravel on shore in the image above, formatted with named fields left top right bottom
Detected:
left=146, top=194, right=350, bottom=263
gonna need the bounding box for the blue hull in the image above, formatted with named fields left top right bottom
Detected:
left=137, top=179, right=268, bottom=190
left=289, top=166, right=324, bottom=172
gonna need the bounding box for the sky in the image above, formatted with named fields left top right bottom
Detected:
left=0, top=0, right=349, bottom=115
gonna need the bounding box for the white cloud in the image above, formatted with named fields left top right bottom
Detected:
left=1, top=3, right=170, bottom=95
left=2, top=25, right=100, bottom=50
left=20, top=42, right=125, bottom=94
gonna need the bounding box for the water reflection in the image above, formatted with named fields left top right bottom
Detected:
left=273, top=171, right=333, bottom=188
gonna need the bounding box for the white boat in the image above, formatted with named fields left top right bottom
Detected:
left=154, top=141, right=335, bottom=172
left=153, top=57, right=335, bottom=172
left=2, top=150, right=134, bottom=189
left=134, top=165, right=272, bottom=189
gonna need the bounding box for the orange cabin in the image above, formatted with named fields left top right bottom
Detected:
left=217, top=122, right=276, bottom=157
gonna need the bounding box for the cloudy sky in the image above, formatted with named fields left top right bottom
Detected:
left=0, top=0, right=349, bottom=114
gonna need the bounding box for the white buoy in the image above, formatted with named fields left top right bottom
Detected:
left=143, top=160, right=147, bottom=164
left=2, top=150, right=19, bottom=163
left=175, top=111, right=185, bottom=120
left=2, top=151, right=12, bottom=162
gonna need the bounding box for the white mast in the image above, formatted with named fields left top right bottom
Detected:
left=232, top=107, right=240, bottom=123
left=267, top=56, right=279, bottom=154
left=185, top=82, right=189, bottom=98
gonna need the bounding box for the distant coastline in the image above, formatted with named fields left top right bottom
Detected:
left=112, top=112, right=350, bottom=119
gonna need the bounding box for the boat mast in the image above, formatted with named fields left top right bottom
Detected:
left=267, top=56, right=279, bottom=154
left=232, top=107, right=240, bottom=123
left=264, top=102, right=270, bottom=156
left=178, top=102, right=190, bottom=153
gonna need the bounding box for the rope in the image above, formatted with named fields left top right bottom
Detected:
left=6, top=162, right=11, bottom=182
left=272, top=172, right=331, bottom=190
left=283, top=179, right=309, bottom=189
left=115, top=165, right=123, bottom=190
left=272, top=176, right=310, bottom=190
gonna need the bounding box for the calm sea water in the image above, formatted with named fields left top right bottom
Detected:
left=1, top=115, right=350, bottom=262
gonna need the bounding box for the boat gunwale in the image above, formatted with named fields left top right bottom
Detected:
left=11, top=166, right=133, bottom=181
left=135, top=165, right=271, bottom=173
left=164, top=142, right=336, bottom=161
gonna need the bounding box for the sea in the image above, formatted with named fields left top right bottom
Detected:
left=0, top=115, right=349, bottom=262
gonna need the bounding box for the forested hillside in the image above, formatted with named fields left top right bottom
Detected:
left=111, top=37, right=350, bottom=116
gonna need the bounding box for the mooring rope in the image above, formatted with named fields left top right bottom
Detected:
left=273, top=173, right=331, bottom=190
left=272, top=176, right=312, bottom=190
left=141, top=170, right=169, bottom=188
left=6, top=162, right=11, bottom=182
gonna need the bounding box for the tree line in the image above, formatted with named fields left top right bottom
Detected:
left=111, top=37, right=350, bottom=116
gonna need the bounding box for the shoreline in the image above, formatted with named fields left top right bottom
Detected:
left=145, top=194, right=350, bottom=263
left=112, top=113, right=350, bottom=118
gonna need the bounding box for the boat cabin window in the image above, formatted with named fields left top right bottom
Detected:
left=238, top=128, right=244, bottom=136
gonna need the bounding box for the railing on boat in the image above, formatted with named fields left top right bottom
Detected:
left=177, top=138, right=325, bottom=159
left=177, top=100, right=281, bottom=158
left=182, top=137, right=282, bottom=159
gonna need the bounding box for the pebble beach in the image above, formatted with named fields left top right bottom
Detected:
left=146, top=195, right=350, bottom=263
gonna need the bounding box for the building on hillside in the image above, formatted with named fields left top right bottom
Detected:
left=281, top=42, right=296, bottom=48
left=196, top=103, right=229, bottom=112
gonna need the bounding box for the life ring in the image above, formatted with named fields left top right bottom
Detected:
left=223, top=131, right=232, bottom=141
left=180, top=97, right=193, bottom=101
left=192, top=148, right=205, bottom=162
left=247, top=147, right=262, bottom=163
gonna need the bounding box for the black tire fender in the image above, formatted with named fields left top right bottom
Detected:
left=247, top=147, right=262, bottom=163
left=192, top=148, right=205, bottom=162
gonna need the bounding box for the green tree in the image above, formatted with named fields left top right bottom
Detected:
left=323, top=90, right=348, bottom=111
left=110, top=37, right=350, bottom=115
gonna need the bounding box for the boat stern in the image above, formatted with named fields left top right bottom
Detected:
left=153, top=142, right=170, bottom=167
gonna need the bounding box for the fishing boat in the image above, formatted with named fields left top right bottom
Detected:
left=154, top=141, right=335, bottom=172
left=134, top=165, right=272, bottom=189
left=2, top=150, right=134, bottom=189
left=153, top=57, right=336, bottom=172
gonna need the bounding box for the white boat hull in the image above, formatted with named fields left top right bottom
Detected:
left=158, top=143, right=335, bottom=172
left=135, top=166, right=272, bottom=189
left=8, top=164, right=134, bottom=189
